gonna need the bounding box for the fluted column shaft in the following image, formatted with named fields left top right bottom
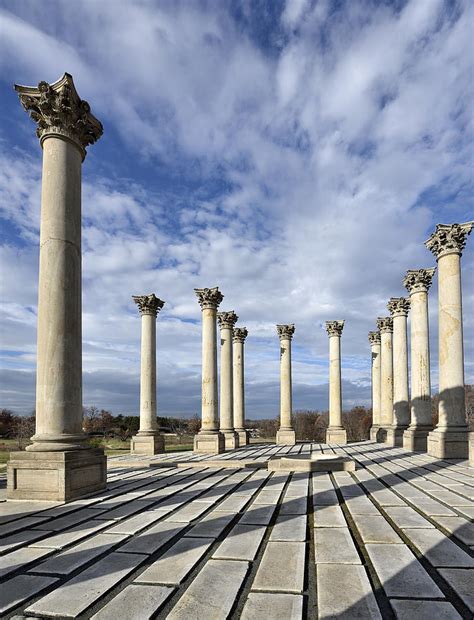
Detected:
left=377, top=318, right=393, bottom=436
left=325, top=321, right=346, bottom=443
left=369, top=331, right=381, bottom=441
left=276, top=324, right=296, bottom=445
left=425, top=223, right=473, bottom=459
left=387, top=298, right=410, bottom=449
left=403, top=269, right=435, bottom=451
left=233, top=328, right=248, bottom=446
left=139, top=313, right=157, bottom=432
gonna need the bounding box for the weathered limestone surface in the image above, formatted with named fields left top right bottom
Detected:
left=217, top=311, right=239, bottom=450
left=317, top=564, right=381, bottom=619
left=130, top=294, right=165, bottom=455
left=403, top=268, right=436, bottom=451
left=325, top=321, right=347, bottom=444
left=194, top=287, right=225, bottom=454
left=377, top=316, right=393, bottom=442
left=233, top=327, right=250, bottom=446
left=276, top=324, right=296, bottom=445
left=368, top=331, right=382, bottom=441
left=386, top=298, right=410, bottom=447
left=7, top=73, right=106, bottom=501
left=425, top=222, right=473, bottom=459
left=91, top=584, right=174, bottom=620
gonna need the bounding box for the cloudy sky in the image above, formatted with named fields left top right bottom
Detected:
left=0, top=0, right=472, bottom=418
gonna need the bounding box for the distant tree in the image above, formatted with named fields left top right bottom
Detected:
left=12, top=414, right=35, bottom=450
left=0, top=408, right=15, bottom=437
left=187, top=414, right=201, bottom=435
left=343, top=406, right=371, bottom=442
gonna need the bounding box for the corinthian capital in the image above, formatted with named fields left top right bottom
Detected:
left=325, top=320, right=345, bottom=337
left=425, top=222, right=474, bottom=260
left=368, top=331, right=381, bottom=345
left=194, top=287, right=224, bottom=310
left=387, top=297, right=410, bottom=317
left=376, top=317, right=393, bottom=333
left=15, top=73, right=103, bottom=159
left=233, top=327, right=248, bottom=343
left=217, top=311, right=238, bottom=329
left=277, top=324, right=295, bottom=340
left=404, top=268, right=436, bottom=295
left=132, top=294, right=164, bottom=317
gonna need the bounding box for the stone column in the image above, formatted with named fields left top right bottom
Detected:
left=276, top=324, right=296, bottom=445
left=325, top=321, right=347, bottom=444
left=233, top=327, right=249, bottom=446
left=7, top=74, right=106, bottom=501
left=193, top=287, right=225, bottom=454
left=217, top=311, right=239, bottom=450
left=403, top=269, right=436, bottom=451
left=425, top=222, right=473, bottom=459
left=376, top=317, right=393, bottom=443
left=386, top=297, right=410, bottom=446
left=130, top=294, right=165, bottom=455
left=368, top=331, right=382, bottom=441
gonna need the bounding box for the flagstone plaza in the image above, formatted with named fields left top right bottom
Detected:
left=1, top=441, right=473, bottom=618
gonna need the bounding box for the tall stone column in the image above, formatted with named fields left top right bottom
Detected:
left=376, top=317, right=393, bottom=443
left=368, top=331, right=382, bottom=441
left=403, top=269, right=436, bottom=451
left=425, top=222, right=473, bottom=459
left=325, top=321, right=347, bottom=444
left=217, top=311, right=239, bottom=450
left=194, top=287, right=225, bottom=454
left=386, top=297, right=410, bottom=447
left=276, top=324, right=296, bottom=445
left=233, top=327, right=249, bottom=446
left=130, top=294, right=165, bottom=455
left=7, top=74, right=106, bottom=501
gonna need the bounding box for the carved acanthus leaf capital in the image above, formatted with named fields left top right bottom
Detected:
left=194, top=287, right=224, bottom=310
left=425, top=222, right=474, bottom=260
left=387, top=297, right=410, bottom=317
left=15, top=73, right=103, bottom=158
left=376, top=317, right=393, bottom=333
left=217, top=311, right=238, bottom=329
left=325, top=320, right=345, bottom=337
left=277, top=324, right=295, bottom=340
left=132, top=294, right=164, bottom=318
left=233, top=327, right=248, bottom=343
left=368, top=331, right=381, bottom=345
left=404, top=268, right=436, bottom=294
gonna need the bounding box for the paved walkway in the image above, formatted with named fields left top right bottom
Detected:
left=0, top=441, right=473, bottom=619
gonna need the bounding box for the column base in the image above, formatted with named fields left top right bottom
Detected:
left=403, top=427, right=432, bottom=452
left=130, top=433, right=165, bottom=455
left=221, top=431, right=239, bottom=450
left=385, top=426, right=408, bottom=447
left=469, top=432, right=474, bottom=467
left=276, top=429, right=296, bottom=446
left=369, top=426, right=380, bottom=441
left=7, top=448, right=106, bottom=502
left=325, top=428, right=347, bottom=444
left=236, top=430, right=250, bottom=446
left=427, top=427, right=469, bottom=459
left=193, top=431, right=225, bottom=454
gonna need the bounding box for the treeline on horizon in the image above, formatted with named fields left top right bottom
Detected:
left=1, top=385, right=472, bottom=447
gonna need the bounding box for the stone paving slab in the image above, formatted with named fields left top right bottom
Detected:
left=241, top=592, right=303, bottom=620
left=316, top=564, right=381, bottom=619
left=90, top=583, right=175, bottom=619
left=135, top=536, right=213, bottom=585
left=167, top=559, right=249, bottom=619
left=252, top=541, right=306, bottom=593
left=1, top=441, right=473, bottom=619
left=0, top=574, right=58, bottom=615
left=25, top=552, right=146, bottom=617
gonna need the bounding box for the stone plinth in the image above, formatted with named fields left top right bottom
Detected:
left=193, top=432, right=225, bottom=454
left=325, top=428, right=347, bottom=444
left=237, top=430, right=250, bottom=446
left=268, top=454, right=355, bottom=473
left=276, top=429, right=296, bottom=445
left=7, top=449, right=106, bottom=502
left=130, top=434, right=165, bottom=456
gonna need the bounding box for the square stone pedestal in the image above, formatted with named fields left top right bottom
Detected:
left=237, top=430, right=250, bottom=446
left=222, top=431, right=239, bottom=450
left=369, top=426, right=381, bottom=441
left=325, top=428, right=347, bottom=444
left=193, top=431, right=225, bottom=454
left=276, top=429, right=296, bottom=446
left=385, top=426, right=407, bottom=447
left=7, top=448, right=106, bottom=502
left=130, top=434, right=165, bottom=455
left=403, top=427, right=432, bottom=452
left=427, top=427, right=469, bottom=459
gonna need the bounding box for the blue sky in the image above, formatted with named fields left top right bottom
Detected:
left=0, top=0, right=472, bottom=417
